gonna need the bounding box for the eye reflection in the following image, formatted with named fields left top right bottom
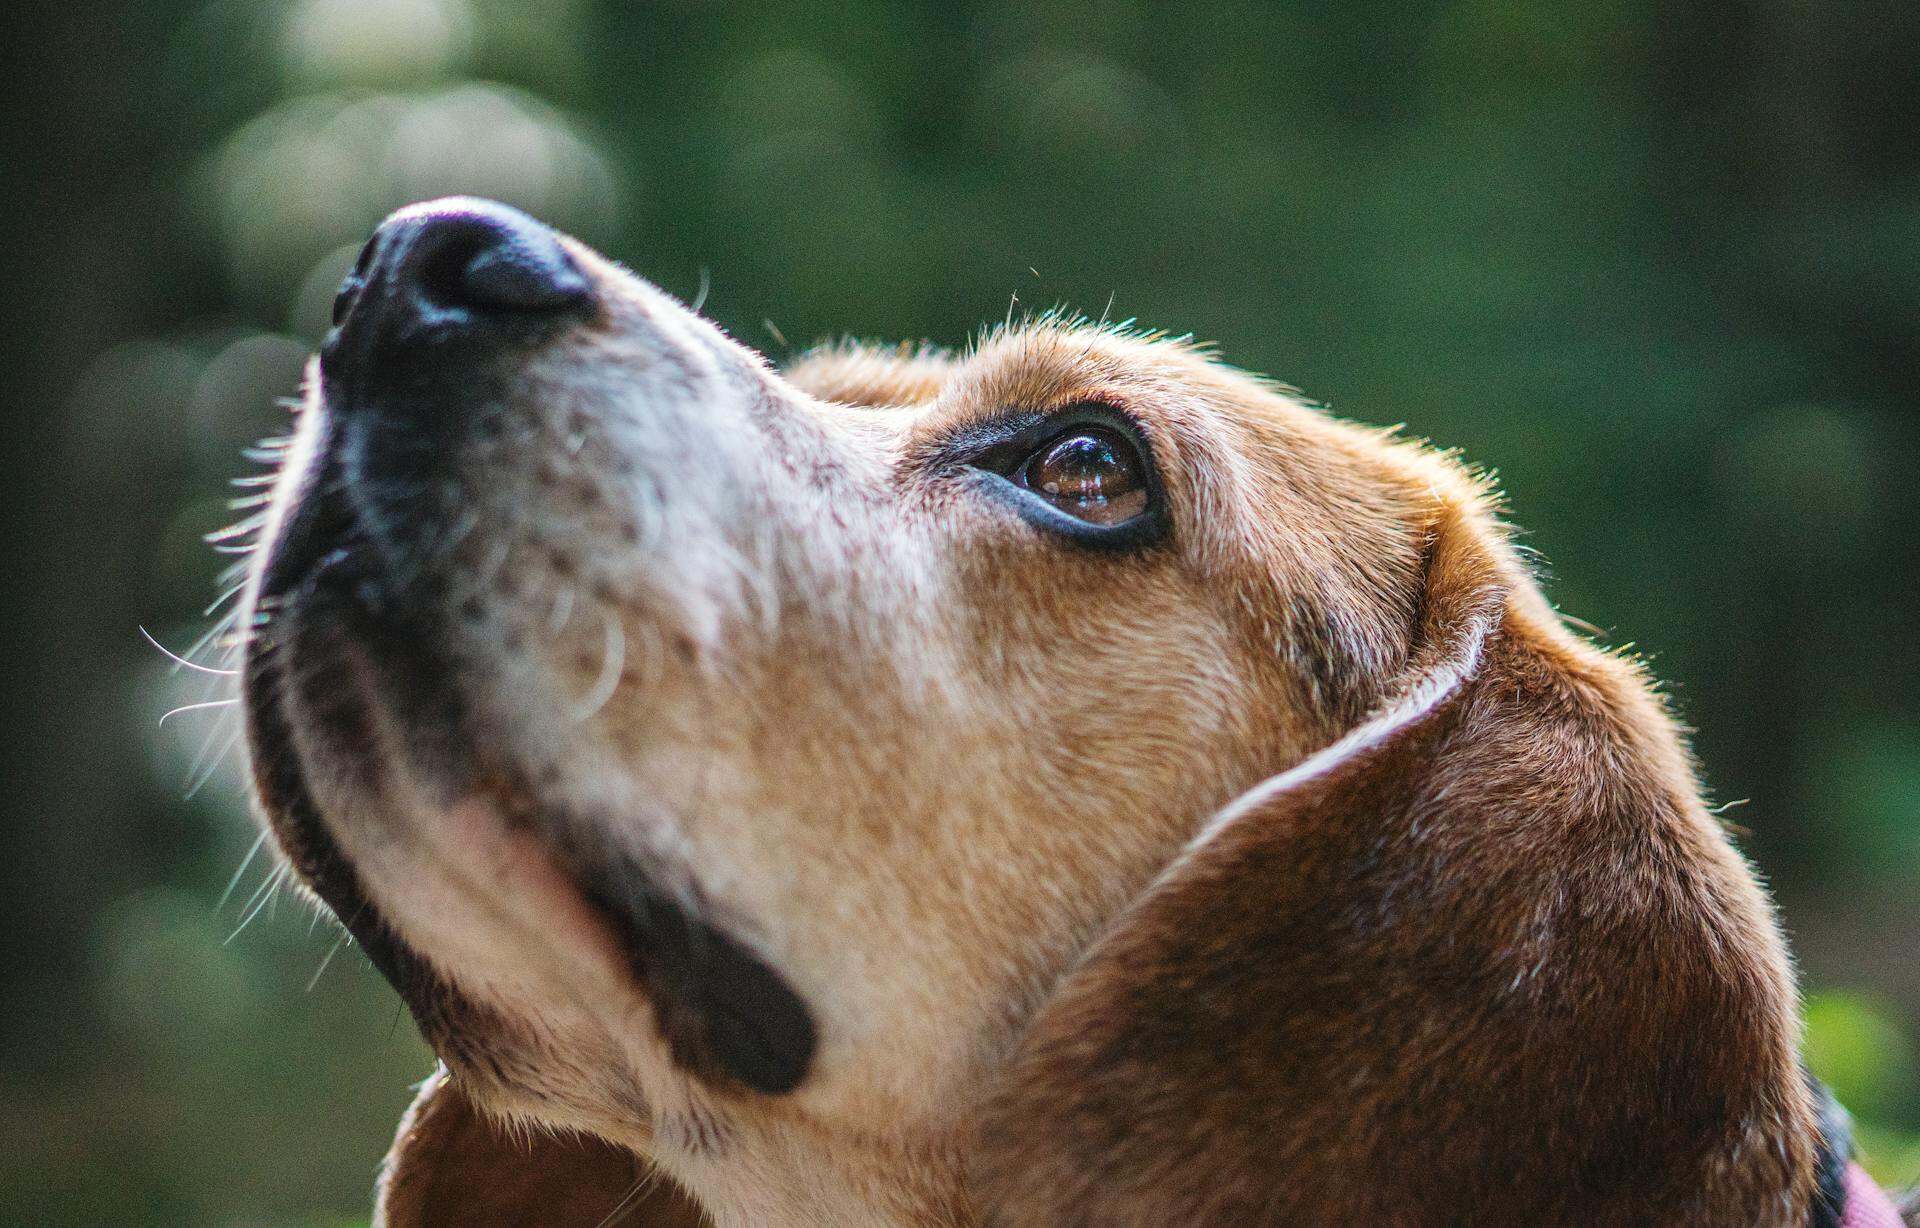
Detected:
left=1019, top=427, right=1149, bottom=526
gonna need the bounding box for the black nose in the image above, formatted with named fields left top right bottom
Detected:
left=329, top=197, right=592, bottom=348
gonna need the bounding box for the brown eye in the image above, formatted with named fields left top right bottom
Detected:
left=1018, top=427, right=1149, bottom=526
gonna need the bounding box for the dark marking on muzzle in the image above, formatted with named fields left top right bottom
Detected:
left=576, top=860, right=818, bottom=1097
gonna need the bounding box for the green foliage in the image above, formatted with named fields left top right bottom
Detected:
left=1806, top=993, right=1920, bottom=1183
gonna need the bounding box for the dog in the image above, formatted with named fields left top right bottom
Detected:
left=236, top=197, right=1911, bottom=1227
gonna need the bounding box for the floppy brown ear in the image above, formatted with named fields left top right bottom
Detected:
left=973, top=501, right=1822, bottom=1227
left=375, top=1066, right=709, bottom=1227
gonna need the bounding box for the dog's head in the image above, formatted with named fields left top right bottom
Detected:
left=241, top=199, right=1822, bottom=1226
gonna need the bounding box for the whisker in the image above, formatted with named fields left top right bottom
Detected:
left=205, top=513, right=268, bottom=542
left=231, top=862, right=280, bottom=919
left=139, top=625, right=239, bottom=676
left=158, top=698, right=239, bottom=727
left=306, top=922, right=355, bottom=992
left=216, top=830, right=271, bottom=912
left=182, top=698, right=243, bottom=798
left=226, top=864, right=287, bottom=943
left=202, top=580, right=250, bottom=617
left=184, top=723, right=242, bottom=800
left=183, top=607, right=242, bottom=664
left=594, top=1169, right=660, bottom=1228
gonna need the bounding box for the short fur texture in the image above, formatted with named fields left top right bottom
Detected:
left=242, top=202, right=1856, bottom=1227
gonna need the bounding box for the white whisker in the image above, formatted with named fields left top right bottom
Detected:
left=139, top=625, right=238, bottom=676
left=306, top=924, right=354, bottom=992
left=184, top=724, right=242, bottom=800
left=206, top=511, right=267, bottom=538
left=216, top=830, right=271, bottom=912
left=158, top=698, right=239, bottom=727
left=594, top=1169, right=661, bottom=1228
left=226, top=864, right=287, bottom=943
left=183, top=607, right=242, bottom=665
left=202, top=580, right=250, bottom=617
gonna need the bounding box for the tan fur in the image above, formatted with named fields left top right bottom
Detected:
left=246, top=223, right=1823, bottom=1226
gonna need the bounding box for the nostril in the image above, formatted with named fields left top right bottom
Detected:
left=456, top=233, right=591, bottom=311
left=409, top=208, right=591, bottom=316
left=415, top=227, right=494, bottom=308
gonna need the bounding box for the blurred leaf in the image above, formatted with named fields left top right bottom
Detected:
left=1805, top=992, right=1920, bottom=1122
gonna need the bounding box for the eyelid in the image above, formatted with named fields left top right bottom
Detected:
left=931, top=412, right=1047, bottom=474
left=947, top=402, right=1146, bottom=475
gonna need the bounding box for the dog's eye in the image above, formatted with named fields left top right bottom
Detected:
left=958, top=407, right=1165, bottom=548
left=1015, top=427, right=1149, bottom=526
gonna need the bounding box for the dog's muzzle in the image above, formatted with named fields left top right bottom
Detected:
left=241, top=199, right=818, bottom=1097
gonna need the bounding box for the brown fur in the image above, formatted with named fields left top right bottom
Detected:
left=377, top=1067, right=706, bottom=1227
left=245, top=210, right=1833, bottom=1225
left=971, top=503, right=1813, bottom=1226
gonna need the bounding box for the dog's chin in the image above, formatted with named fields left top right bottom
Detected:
left=243, top=534, right=819, bottom=1099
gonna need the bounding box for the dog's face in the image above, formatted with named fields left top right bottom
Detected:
left=244, top=201, right=1819, bottom=1227
left=246, top=199, right=1412, bottom=1119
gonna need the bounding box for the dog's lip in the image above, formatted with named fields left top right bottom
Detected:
left=254, top=594, right=640, bottom=1001
left=414, top=789, right=646, bottom=997
left=243, top=609, right=423, bottom=993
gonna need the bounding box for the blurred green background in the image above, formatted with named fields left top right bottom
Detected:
left=3, top=0, right=1916, bottom=1223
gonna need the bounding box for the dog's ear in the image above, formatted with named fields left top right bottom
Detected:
left=973, top=497, right=1820, bottom=1227
left=374, top=1066, right=709, bottom=1227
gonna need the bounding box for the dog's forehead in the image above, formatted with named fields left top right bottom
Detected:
left=783, top=340, right=954, bottom=407
left=786, top=324, right=1263, bottom=476
left=954, top=324, right=1213, bottom=403
left=788, top=325, right=1218, bottom=413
